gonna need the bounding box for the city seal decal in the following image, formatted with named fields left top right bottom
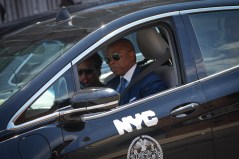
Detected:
left=127, top=135, right=163, bottom=159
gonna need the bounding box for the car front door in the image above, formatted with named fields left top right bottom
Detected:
left=184, top=9, right=239, bottom=159
left=60, top=15, right=214, bottom=159
left=60, top=77, right=213, bottom=159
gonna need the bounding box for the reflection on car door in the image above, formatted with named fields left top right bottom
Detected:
left=185, top=10, right=239, bottom=159
left=200, top=70, right=239, bottom=159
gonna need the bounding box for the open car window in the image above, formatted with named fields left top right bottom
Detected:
left=75, top=23, right=180, bottom=106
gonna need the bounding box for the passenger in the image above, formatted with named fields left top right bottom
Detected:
left=78, top=53, right=104, bottom=88
left=105, top=38, right=167, bottom=105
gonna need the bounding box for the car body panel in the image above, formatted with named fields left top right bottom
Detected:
left=62, top=82, right=213, bottom=159
left=201, top=69, right=239, bottom=159
left=0, top=120, right=66, bottom=159
left=182, top=8, right=239, bottom=159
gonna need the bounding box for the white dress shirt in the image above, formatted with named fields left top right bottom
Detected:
left=121, top=64, right=136, bottom=87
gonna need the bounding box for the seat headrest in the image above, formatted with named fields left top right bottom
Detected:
left=136, top=28, right=169, bottom=59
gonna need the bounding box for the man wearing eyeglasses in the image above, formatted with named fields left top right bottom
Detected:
left=105, top=38, right=167, bottom=105
left=78, top=53, right=104, bottom=88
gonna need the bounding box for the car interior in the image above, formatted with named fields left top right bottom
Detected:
left=136, top=27, right=178, bottom=88
left=77, top=24, right=180, bottom=104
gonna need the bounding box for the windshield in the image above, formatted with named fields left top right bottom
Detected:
left=0, top=19, right=93, bottom=106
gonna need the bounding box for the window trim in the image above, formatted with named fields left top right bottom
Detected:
left=200, top=65, right=239, bottom=82
left=180, top=6, right=239, bottom=15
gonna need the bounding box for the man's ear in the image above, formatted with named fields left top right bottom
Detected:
left=129, top=51, right=136, bottom=61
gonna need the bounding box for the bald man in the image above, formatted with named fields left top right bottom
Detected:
left=105, top=38, right=167, bottom=105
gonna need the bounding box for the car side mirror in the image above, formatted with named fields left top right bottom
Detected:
left=61, top=87, right=119, bottom=124
left=71, top=87, right=119, bottom=113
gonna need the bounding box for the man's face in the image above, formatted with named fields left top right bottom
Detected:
left=106, top=44, right=135, bottom=76
left=78, top=60, right=98, bottom=87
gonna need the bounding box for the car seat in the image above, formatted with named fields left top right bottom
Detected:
left=136, top=27, right=177, bottom=88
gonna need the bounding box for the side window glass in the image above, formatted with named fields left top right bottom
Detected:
left=15, top=70, right=74, bottom=125
left=189, top=11, right=239, bottom=75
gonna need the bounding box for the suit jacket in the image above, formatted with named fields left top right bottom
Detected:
left=106, top=66, right=167, bottom=105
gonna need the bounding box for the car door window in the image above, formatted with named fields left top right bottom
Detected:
left=189, top=11, right=239, bottom=76
left=101, top=26, right=178, bottom=89
left=75, top=23, right=180, bottom=106
left=15, top=70, right=74, bottom=125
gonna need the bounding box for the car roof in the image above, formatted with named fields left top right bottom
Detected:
left=0, top=1, right=127, bottom=37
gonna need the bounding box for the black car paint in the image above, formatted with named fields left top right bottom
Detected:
left=181, top=7, right=239, bottom=159
left=0, top=120, right=64, bottom=159
left=200, top=65, right=239, bottom=159
left=0, top=0, right=239, bottom=159
left=62, top=82, right=213, bottom=159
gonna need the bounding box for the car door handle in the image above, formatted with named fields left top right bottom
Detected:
left=170, top=103, right=199, bottom=118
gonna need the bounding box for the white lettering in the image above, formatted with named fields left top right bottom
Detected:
left=113, top=110, right=158, bottom=135
left=113, top=117, right=133, bottom=135
left=127, top=113, right=143, bottom=130
left=142, top=110, right=158, bottom=127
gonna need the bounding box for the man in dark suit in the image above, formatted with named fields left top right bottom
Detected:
left=105, top=38, right=167, bottom=105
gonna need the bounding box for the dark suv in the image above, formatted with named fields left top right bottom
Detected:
left=0, top=0, right=239, bottom=159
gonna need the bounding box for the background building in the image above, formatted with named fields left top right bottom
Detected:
left=0, top=0, right=117, bottom=24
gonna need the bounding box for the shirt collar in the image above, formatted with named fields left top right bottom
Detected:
left=122, top=64, right=136, bottom=83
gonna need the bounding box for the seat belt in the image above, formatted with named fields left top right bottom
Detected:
left=120, top=49, right=170, bottom=99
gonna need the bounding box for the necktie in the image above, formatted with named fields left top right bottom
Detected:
left=118, top=77, right=126, bottom=93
